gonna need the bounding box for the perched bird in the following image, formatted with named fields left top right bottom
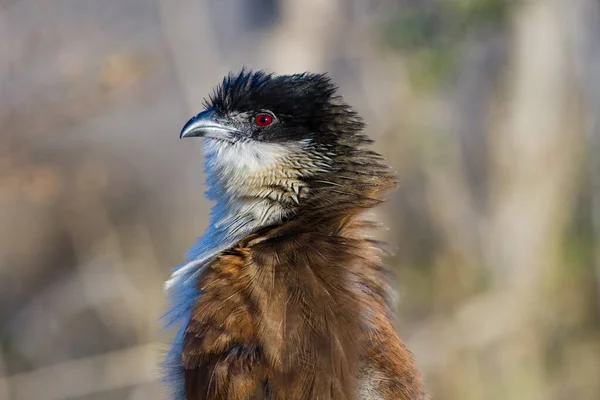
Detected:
left=163, top=70, right=424, bottom=400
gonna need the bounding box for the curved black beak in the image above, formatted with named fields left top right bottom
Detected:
left=180, top=109, right=237, bottom=139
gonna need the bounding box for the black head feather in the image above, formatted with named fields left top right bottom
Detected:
left=203, top=69, right=365, bottom=144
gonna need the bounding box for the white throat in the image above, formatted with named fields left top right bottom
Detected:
left=165, top=137, right=318, bottom=292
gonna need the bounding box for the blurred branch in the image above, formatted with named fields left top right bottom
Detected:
left=486, top=0, right=580, bottom=286
left=408, top=289, right=532, bottom=369
left=260, top=0, right=342, bottom=73
left=6, top=258, right=140, bottom=364
left=0, top=343, right=159, bottom=400
left=158, top=0, right=225, bottom=111
left=482, top=1, right=580, bottom=397
left=569, top=0, right=600, bottom=316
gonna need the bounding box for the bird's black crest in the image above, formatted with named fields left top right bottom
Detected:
left=205, top=69, right=338, bottom=120
left=202, top=69, right=365, bottom=143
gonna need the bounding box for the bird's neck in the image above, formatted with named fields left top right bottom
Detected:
left=164, top=167, right=304, bottom=293
left=165, top=139, right=396, bottom=292
left=202, top=150, right=397, bottom=248
left=201, top=138, right=317, bottom=235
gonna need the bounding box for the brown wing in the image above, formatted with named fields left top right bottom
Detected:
left=180, top=222, right=423, bottom=400
left=180, top=229, right=365, bottom=400
left=182, top=251, right=267, bottom=400
left=359, top=306, right=425, bottom=400
left=355, top=260, right=425, bottom=400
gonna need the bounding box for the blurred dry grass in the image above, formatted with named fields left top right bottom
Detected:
left=1, top=1, right=600, bottom=399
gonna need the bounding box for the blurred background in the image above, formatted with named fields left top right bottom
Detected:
left=1, top=0, right=600, bottom=399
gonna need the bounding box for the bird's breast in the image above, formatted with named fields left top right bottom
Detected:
left=183, top=226, right=378, bottom=398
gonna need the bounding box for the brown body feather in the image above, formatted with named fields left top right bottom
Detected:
left=182, top=210, right=423, bottom=400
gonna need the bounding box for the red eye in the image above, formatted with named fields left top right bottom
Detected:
left=254, top=113, right=273, bottom=127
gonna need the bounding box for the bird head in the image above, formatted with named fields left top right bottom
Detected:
left=181, top=70, right=394, bottom=228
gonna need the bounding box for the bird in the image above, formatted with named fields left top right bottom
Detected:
left=163, top=70, right=424, bottom=400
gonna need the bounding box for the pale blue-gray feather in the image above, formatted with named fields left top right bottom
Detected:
left=162, top=148, right=268, bottom=399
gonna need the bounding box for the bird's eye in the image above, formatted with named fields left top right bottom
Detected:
left=254, top=113, right=273, bottom=127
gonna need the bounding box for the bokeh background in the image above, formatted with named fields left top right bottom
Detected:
left=1, top=0, right=600, bottom=399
